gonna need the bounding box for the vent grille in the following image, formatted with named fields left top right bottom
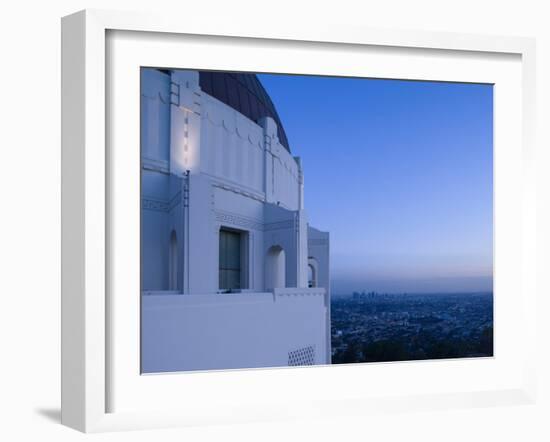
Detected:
left=288, top=346, right=315, bottom=366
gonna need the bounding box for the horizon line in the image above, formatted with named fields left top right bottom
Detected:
left=332, top=291, right=493, bottom=296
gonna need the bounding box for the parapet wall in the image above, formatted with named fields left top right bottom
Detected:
left=141, top=289, right=328, bottom=373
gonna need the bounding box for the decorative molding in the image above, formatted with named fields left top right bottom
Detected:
left=170, top=81, right=180, bottom=106
left=273, top=288, right=326, bottom=298
left=183, top=171, right=190, bottom=208
left=142, top=191, right=182, bottom=213
left=215, top=211, right=264, bottom=231
left=168, top=191, right=182, bottom=212
left=141, top=91, right=170, bottom=104
left=214, top=210, right=297, bottom=233
left=202, top=97, right=264, bottom=149
left=141, top=197, right=169, bottom=212
left=141, top=156, right=170, bottom=174
left=211, top=179, right=265, bottom=203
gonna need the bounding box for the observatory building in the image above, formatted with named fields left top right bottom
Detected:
left=141, top=68, right=330, bottom=372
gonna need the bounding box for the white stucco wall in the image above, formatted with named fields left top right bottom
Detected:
left=141, top=289, right=328, bottom=373
left=200, top=92, right=265, bottom=194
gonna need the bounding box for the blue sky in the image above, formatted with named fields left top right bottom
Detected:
left=258, top=74, right=493, bottom=294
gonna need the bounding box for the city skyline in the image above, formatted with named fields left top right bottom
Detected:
left=258, top=74, right=493, bottom=294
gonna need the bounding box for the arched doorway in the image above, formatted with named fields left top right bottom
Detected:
left=308, top=257, right=318, bottom=288
left=266, top=245, right=286, bottom=290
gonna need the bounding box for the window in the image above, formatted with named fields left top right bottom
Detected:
left=219, top=228, right=245, bottom=291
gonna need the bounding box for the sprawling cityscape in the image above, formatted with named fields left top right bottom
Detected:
left=331, top=292, right=493, bottom=364
left=138, top=70, right=494, bottom=372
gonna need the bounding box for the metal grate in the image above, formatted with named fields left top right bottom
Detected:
left=288, top=346, right=315, bottom=366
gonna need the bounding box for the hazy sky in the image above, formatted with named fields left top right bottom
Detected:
left=257, top=74, right=493, bottom=294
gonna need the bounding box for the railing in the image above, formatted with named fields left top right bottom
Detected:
left=272, top=287, right=328, bottom=306
left=142, top=286, right=325, bottom=296
left=272, top=287, right=325, bottom=297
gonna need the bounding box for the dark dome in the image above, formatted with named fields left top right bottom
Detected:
left=198, top=71, right=290, bottom=152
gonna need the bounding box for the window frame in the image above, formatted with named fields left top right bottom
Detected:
left=218, top=226, right=249, bottom=292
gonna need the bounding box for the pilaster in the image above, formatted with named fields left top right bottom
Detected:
left=170, top=70, right=202, bottom=175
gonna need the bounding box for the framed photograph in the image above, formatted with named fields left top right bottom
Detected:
left=61, top=9, right=537, bottom=432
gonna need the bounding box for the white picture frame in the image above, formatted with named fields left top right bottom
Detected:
left=61, top=9, right=537, bottom=433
